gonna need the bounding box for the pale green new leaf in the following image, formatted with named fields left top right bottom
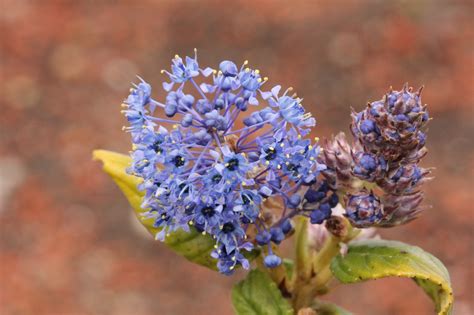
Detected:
left=232, top=269, right=294, bottom=315
left=330, top=239, right=453, bottom=315
left=93, top=149, right=217, bottom=269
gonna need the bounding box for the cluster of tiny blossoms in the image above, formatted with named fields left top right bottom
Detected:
left=320, top=85, right=431, bottom=227
left=121, top=51, right=334, bottom=274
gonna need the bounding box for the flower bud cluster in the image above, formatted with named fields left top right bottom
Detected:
left=320, top=85, right=431, bottom=227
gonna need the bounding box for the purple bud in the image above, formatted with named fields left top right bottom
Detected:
left=243, top=116, right=257, bottom=126
left=288, top=194, right=302, bottom=208
left=360, top=119, right=376, bottom=134
left=270, top=227, right=285, bottom=244
left=328, top=193, right=339, bottom=208
left=264, top=254, right=282, bottom=268
left=196, top=99, right=212, bottom=114
left=165, top=103, right=177, bottom=117
left=219, top=60, right=238, bottom=77
left=215, top=98, right=225, bottom=110
left=235, top=97, right=246, bottom=110
left=345, top=190, right=384, bottom=228
left=310, top=208, right=329, bottom=224
left=181, top=113, right=193, bottom=127
left=304, top=189, right=325, bottom=203
left=255, top=230, right=272, bottom=245
left=220, top=77, right=233, bottom=91
left=281, top=219, right=293, bottom=234
left=179, top=94, right=194, bottom=108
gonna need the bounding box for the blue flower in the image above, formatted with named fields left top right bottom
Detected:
left=258, top=141, right=285, bottom=168
left=163, top=54, right=199, bottom=84
left=204, top=110, right=228, bottom=131
left=211, top=243, right=251, bottom=274
left=193, top=202, right=222, bottom=232
left=264, top=85, right=316, bottom=133
left=121, top=81, right=153, bottom=142
left=239, top=68, right=262, bottom=91
left=216, top=219, right=246, bottom=254
left=233, top=190, right=262, bottom=222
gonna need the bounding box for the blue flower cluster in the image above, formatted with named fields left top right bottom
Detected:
left=122, top=51, right=327, bottom=274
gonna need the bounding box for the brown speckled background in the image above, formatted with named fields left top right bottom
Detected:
left=1, top=1, right=473, bottom=314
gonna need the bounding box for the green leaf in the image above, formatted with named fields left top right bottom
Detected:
left=93, top=149, right=217, bottom=270
left=232, top=269, right=294, bottom=315
left=330, top=239, right=453, bottom=315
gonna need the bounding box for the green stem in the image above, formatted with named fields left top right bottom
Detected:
left=295, top=216, right=311, bottom=280
left=293, top=220, right=362, bottom=311
left=312, top=235, right=341, bottom=275
left=292, top=217, right=313, bottom=310
left=293, top=235, right=341, bottom=310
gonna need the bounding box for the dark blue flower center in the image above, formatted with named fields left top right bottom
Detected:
left=264, top=147, right=277, bottom=160
left=152, top=140, right=163, bottom=153
left=222, top=222, right=235, bottom=233
left=178, top=183, right=189, bottom=194
left=287, top=163, right=298, bottom=175
left=174, top=155, right=185, bottom=167
left=226, top=158, right=239, bottom=171
left=212, top=174, right=222, bottom=182
left=201, top=206, right=215, bottom=217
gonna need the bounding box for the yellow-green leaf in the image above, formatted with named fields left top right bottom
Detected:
left=232, top=269, right=294, bottom=315
left=93, top=149, right=217, bottom=270
left=330, top=239, right=453, bottom=315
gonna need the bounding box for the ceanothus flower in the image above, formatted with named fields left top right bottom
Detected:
left=121, top=81, right=153, bottom=142
left=121, top=51, right=326, bottom=274
left=262, top=85, right=316, bottom=137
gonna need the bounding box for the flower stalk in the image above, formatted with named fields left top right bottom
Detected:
left=292, top=215, right=360, bottom=311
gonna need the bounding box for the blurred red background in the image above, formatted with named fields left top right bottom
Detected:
left=1, top=1, right=473, bottom=314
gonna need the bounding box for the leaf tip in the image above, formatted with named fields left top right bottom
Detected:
left=92, top=149, right=109, bottom=162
